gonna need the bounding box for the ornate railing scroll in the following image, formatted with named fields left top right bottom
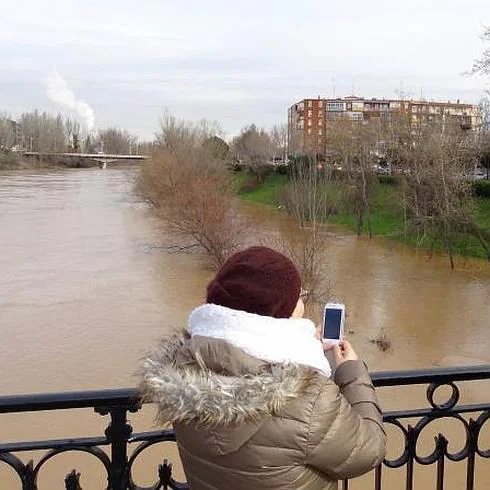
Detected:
left=0, top=389, right=187, bottom=490
left=1, top=365, right=489, bottom=489
left=341, top=364, right=490, bottom=490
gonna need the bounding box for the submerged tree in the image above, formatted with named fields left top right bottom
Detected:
left=275, top=154, right=334, bottom=306
left=140, top=114, right=244, bottom=268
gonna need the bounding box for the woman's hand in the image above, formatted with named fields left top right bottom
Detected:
left=327, top=340, right=359, bottom=368
left=315, top=325, right=358, bottom=368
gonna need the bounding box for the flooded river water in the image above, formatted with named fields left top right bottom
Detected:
left=1, top=168, right=489, bottom=489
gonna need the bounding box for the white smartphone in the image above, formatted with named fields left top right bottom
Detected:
left=322, top=303, right=345, bottom=343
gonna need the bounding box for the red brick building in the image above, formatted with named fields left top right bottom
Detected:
left=288, top=96, right=481, bottom=156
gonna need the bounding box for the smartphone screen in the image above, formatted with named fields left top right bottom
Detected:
left=323, top=308, right=342, bottom=340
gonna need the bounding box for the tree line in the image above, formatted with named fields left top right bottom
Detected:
left=0, top=111, right=142, bottom=155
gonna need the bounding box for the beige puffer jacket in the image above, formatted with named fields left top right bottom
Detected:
left=140, top=334, right=386, bottom=490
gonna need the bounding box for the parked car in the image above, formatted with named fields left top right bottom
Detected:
left=466, top=170, right=487, bottom=181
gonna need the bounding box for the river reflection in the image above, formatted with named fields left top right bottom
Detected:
left=0, top=167, right=488, bottom=489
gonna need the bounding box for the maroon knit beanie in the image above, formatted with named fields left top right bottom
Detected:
left=206, top=246, right=301, bottom=318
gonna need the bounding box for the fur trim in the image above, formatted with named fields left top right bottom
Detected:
left=139, top=334, right=316, bottom=427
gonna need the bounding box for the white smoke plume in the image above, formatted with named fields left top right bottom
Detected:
left=43, top=71, right=95, bottom=131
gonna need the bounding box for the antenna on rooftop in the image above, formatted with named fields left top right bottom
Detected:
left=395, top=81, right=412, bottom=100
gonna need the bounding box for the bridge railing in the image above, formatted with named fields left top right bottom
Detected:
left=1, top=365, right=489, bottom=490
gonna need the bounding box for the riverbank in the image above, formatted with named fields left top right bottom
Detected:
left=0, top=153, right=58, bottom=170
left=237, top=173, right=490, bottom=261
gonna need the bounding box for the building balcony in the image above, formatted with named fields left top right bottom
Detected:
left=1, top=365, right=489, bottom=489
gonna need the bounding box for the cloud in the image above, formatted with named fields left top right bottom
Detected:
left=43, top=71, right=95, bottom=131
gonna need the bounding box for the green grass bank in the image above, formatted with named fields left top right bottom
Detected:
left=237, top=173, right=490, bottom=261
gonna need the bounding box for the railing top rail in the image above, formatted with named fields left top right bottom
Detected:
left=1, top=364, right=489, bottom=414
left=0, top=388, right=139, bottom=414
left=370, top=363, right=490, bottom=386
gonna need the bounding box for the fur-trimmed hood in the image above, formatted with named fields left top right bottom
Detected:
left=139, top=334, right=316, bottom=429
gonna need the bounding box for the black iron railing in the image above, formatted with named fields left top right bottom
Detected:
left=1, top=365, right=489, bottom=490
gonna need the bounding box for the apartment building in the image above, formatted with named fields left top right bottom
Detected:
left=288, top=96, right=481, bottom=156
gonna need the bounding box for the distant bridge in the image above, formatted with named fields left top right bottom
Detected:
left=22, top=152, right=149, bottom=168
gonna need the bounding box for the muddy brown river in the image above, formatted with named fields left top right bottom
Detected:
left=1, top=168, right=489, bottom=489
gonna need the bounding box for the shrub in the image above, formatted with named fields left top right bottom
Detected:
left=378, top=175, right=402, bottom=186
left=472, top=179, right=490, bottom=198
left=0, top=150, right=20, bottom=169
left=275, top=164, right=289, bottom=175
left=369, top=330, right=392, bottom=352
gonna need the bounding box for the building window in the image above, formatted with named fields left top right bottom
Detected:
left=307, top=128, right=312, bottom=135
left=308, top=100, right=312, bottom=107
left=318, top=128, right=323, bottom=135
left=318, top=119, right=323, bottom=126
left=308, top=119, right=312, bottom=127
left=318, top=110, right=323, bottom=117
left=327, top=102, right=345, bottom=111
left=318, top=100, right=323, bottom=107
left=308, top=110, right=313, bottom=117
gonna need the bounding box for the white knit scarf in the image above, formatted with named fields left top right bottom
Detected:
left=188, top=304, right=331, bottom=377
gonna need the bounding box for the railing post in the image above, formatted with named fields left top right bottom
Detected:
left=374, top=464, right=382, bottom=490
left=405, top=425, right=416, bottom=490
left=435, top=434, right=447, bottom=490
left=95, top=398, right=141, bottom=490
left=108, top=407, right=131, bottom=490
left=466, top=418, right=478, bottom=490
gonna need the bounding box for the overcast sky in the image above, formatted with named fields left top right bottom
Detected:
left=1, top=0, right=489, bottom=139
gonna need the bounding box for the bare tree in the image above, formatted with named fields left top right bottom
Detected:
left=389, top=116, right=488, bottom=266
left=203, top=135, right=229, bottom=160
left=72, top=120, right=81, bottom=152
left=82, top=134, right=94, bottom=153
left=64, top=117, right=83, bottom=152
left=270, top=123, right=288, bottom=162
left=154, top=112, right=223, bottom=155
left=53, top=114, right=66, bottom=152
left=0, top=115, right=19, bottom=167
left=140, top=114, right=244, bottom=268
left=137, top=140, right=154, bottom=155
left=471, top=26, right=490, bottom=79
left=478, top=97, right=490, bottom=131
left=65, top=117, right=74, bottom=151
left=20, top=110, right=68, bottom=153
left=328, top=119, right=382, bottom=237
left=478, top=130, right=490, bottom=179
left=275, top=155, right=334, bottom=306
left=97, top=127, right=137, bottom=154
left=232, top=124, right=273, bottom=183
left=0, top=115, right=15, bottom=150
